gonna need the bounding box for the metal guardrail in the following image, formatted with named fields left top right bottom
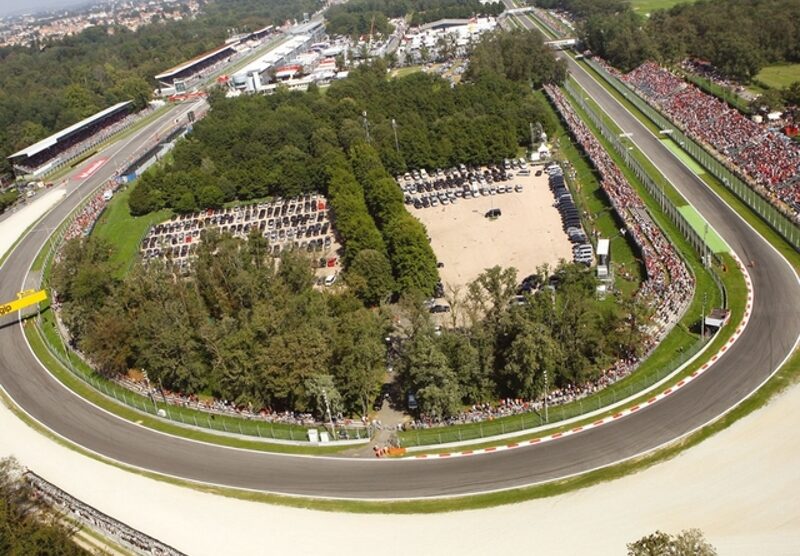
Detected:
left=26, top=470, right=187, bottom=556
left=584, top=58, right=800, bottom=251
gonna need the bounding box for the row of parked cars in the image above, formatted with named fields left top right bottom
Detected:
left=139, top=194, right=339, bottom=266
left=548, top=165, right=593, bottom=266
left=398, top=164, right=523, bottom=209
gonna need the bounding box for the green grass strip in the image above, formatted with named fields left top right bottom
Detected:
left=91, top=185, right=173, bottom=278
left=676, top=205, right=729, bottom=254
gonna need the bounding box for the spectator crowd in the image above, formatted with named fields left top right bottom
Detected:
left=15, top=105, right=156, bottom=176
left=621, top=61, right=800, bottom=219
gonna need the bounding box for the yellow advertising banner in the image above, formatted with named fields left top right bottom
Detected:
left=0, top=290, right=48, bottom=317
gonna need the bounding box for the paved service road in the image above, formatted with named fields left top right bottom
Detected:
left=0, top=52, right=797, bottom=499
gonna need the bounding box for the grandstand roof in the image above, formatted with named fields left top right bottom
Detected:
left=154, top=43, right=237, bottom=81
left=9, top=101, right=133, bottom=160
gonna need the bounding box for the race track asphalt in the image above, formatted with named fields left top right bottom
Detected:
left=0, top=60, right=797, bottom=499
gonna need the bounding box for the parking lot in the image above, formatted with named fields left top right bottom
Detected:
left=403, top=162, right=573, bottom=296
left=139, top=194, right=342, bottom=282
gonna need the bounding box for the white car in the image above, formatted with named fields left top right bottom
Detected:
left=324, top=273, right=337, bottom=287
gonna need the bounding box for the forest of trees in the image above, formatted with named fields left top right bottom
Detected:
left=129, top=33, right=562, bottom=217
left=325, top=0, right=504, bottom=38
left=49, top=29, right=582, bottom=416
left=53, top=228, right=646, bottom=417
left=396, top=265, right=648, bottom=418
left=53, top=232, right=390, bottom=416
left=538, top=0, right=800, bottom=83
left=0, top=458, right=87, bottom=555
left=0, top=0, right=320, bottom=177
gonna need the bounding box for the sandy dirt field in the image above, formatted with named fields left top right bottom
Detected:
left=410, top=170, right=573, bottom=291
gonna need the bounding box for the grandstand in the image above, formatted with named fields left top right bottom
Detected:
left=154, top=43, right=238, bottom=92
left=8, top=101, right=133, bottom=178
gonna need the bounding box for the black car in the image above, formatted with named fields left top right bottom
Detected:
left=485, top=208, right=502, bottom=218
left=430, top=304, right=451, bottom=314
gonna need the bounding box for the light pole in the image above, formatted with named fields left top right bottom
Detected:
left=363, top=111, right=371, bottom=144
left=701, top=291, right=707, bottom=340
left=322, top=388, right=336, bottom=439
left=391, top=118, right=400, bottom=153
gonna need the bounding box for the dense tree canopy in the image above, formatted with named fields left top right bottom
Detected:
left=466, top=29, right=568, bottom=84
left=53, top=232, right=389, bottom=416
left=539, top=0, right=800, bottom=81
left=0, top=0, right=320, bottom=177
left=397, top=265, right=649, bottom=417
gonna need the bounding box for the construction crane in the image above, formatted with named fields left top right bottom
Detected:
left=0, top=290, right=48, bottom=318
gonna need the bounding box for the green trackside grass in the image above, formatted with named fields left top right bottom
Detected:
left=392, top=65, right=423, bottom=79
left=630, top=0, right=696, bottom=14
left=23, top=310, right=355, bottom=455
left=90, top=185, right=172, bottom=278
left=576, top=57, right=800, bottom=271
left=755, top=63, right=800, bottom=90
left=397, top=87, right=725, bottom=448
left=5, top=340, right=796, bottom=514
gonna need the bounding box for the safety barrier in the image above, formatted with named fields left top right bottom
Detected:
left=26, top=471, right=186, bottom=556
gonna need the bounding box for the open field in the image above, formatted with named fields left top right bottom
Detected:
left=755, top=63, right=800, bottom=89
left=410, top=170, right=573, bottom=290
left=631, top=0, right=696, bottom=14
left=391, top=65, right=422, bottom=79
left=91, top=185, right=172, bottom=278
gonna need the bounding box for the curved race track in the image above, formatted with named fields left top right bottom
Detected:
left=0, top=63, right=798, bottom=500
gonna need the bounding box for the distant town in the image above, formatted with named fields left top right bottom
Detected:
left=0, top=0, right=203, bottom=47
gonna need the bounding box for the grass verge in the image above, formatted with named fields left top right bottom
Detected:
left=755, top=63, right=800, bottom=90
left=90, top=185, right=172, bottom=278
